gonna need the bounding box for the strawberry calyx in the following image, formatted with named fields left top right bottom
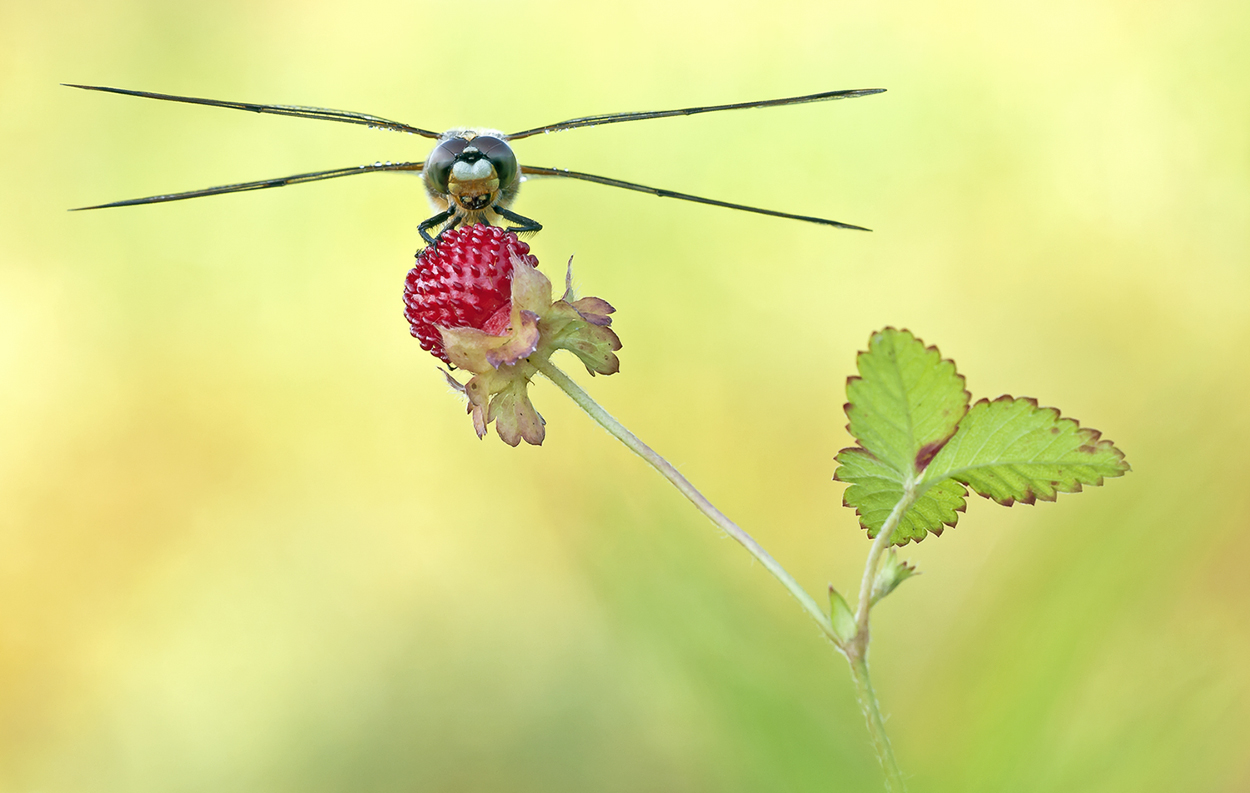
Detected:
left=403, top=227, right=621, bottom=446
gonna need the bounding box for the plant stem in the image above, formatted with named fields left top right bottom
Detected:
left=849, top=654, right=907, bottom=792
left=844, top=486, right=913, bottom=790
left=853, top=485, right=914, bottom=642
left=534, top=358, right=836, bottom=642
left=536, top=357, right=905, bottom=790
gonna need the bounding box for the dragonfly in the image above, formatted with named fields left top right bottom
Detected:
left=67, top=84, right=885, bottom=245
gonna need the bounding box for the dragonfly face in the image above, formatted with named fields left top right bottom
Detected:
left=66, top=84, right=885, bottom=246
left=423, top=130, right=520, bottom=221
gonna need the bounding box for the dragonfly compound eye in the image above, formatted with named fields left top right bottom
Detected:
left=470, top=136, right=518, bottom=191
left=424, top=138, right=469, bottom=194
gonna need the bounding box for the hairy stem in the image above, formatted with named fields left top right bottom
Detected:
left=849, top=654, right=907, bottom=792
left=844, top=486, right=913, bottom=789
left=534, top=358, right=836, bottom=642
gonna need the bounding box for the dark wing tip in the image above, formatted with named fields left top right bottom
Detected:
left=68, top=201, right=128, bottom=211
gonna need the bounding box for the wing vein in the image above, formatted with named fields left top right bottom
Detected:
left=71, top=161, right=424, bottom=210
left=506, top=87, right=884, bottom=140
left=519, top=165, right=870, bottom=230
left=64, top=84, right=444, bottom=138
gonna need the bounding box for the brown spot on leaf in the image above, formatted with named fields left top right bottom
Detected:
left=915, top=440, right=947, bottom=472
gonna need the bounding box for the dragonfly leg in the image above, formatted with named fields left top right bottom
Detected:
left=417, top=208, right=455, bottom=246
left=493, top=205, right=542, bottom=235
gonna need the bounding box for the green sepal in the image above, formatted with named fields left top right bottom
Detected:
left=488, top=377, right=546, bottom=447
left=540, top=261, right=621, bottom=376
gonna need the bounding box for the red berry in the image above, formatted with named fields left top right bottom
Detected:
left=402, top=226, right=539, bottom=363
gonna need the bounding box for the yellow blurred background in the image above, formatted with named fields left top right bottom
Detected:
left=2, top=0, right=1247, bottom=790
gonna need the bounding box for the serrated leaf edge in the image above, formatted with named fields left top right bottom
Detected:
left=917, top=394, right=1131, bottom=507
left=833, top=332, right=1130, bottom=545
left=834, top=328, right=972, bottom=544
left=833, top=447, right=968, bottom=544
left=835, top=397, right=1128, bottom=541
left=841, top=327, right=972, bottom=475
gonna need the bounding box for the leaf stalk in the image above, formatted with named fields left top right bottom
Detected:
left=851, top=482, right=915, bottom=655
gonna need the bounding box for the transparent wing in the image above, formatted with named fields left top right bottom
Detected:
left=505, top=88, right=885, bottom=140
left=65, top=84, right=444, bottom=138
left=71, top=161, right=424, bottom=210
left=519, top=165, right=870, bottom=230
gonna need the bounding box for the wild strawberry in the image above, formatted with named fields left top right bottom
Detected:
left=402, top=225, right=539, bottom=363
left=402, top=226, right=623, bottom=446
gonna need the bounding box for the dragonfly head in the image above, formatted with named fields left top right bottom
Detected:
left=424, top=131, right=518, bottom=214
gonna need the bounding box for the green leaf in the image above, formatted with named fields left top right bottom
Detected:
left=919, top=396, right=1130, bottom=505
left=833, top=328, right=1130, bottom=545
left=835, top=447, right=967, bottom=544
left=845, top=328, right=969, bottom=474
left=834, top=328, right=969, bottom=544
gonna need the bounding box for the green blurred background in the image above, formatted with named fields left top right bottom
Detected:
left=2, top=0, right=1248, bottom=790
